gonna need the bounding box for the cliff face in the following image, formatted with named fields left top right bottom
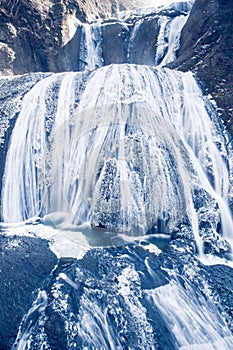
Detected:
left=0, top=0, right=61, bottom=74
left=170, top=0, right=233, bottom=131
left=0, top=0, right=143, bottom=75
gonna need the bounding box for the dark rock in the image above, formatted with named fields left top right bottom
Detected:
left=102, top=22, right=128, bottom=65
left=0, top=1, right=61, bottom=74
left=0, top=234, right=57, bottom=348
left=58, top=26, right=83, bottom=72
left=205, top=264, right=233, bottom=332
left=12, top=245, right=178, bottom=349
left=127, top=17, right=160, bottom=66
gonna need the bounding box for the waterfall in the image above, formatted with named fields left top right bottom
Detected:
left=155, top=14, right=188, bottom=66
left=1, top=1, right=233, bottom=349
left=12, top=291, right=48, bottom=350
left=1, top=72, right=85, bottom=222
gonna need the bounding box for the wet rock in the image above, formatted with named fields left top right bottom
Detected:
left=102, top=22, right=128, bottom=65
left=1, top=237, right=232, bottom=349
left=127, top=17, right=160, bottom=66
left=12, top=245, right=177, bottom=349
left=205, top=264, right=233, bottom=332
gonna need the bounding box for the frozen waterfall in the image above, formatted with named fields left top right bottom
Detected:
left=1, top=1, right=233, bottom=349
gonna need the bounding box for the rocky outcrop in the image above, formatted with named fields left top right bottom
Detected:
left=0, top=0, right=64, bottom=74
left=4, top=239, right=233, bottom=348
left=0, top=235, right=57, bottom=348
left=98, top=16, right=161, bottom=67
left=169, top=0, right=233, bottom=133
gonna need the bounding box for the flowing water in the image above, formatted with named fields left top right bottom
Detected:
left=147, top=279, right=233, bottom=349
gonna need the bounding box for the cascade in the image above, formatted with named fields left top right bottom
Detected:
left=147, top=279, right=233, bottom=348
left=155, top=14, right=188, bottom=66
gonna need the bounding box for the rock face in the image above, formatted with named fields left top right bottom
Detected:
left=170, top=0, right=233, bottom=132
left=0, top=0, right=150, bottom=75
left=0, top=0, right=61, bottom=74
left=0, top=235, right=57, bottom=348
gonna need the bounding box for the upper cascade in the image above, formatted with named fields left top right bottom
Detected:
left=1, top=63, right=233, bottom=258
left=66, top=1, right=193, bottom=72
